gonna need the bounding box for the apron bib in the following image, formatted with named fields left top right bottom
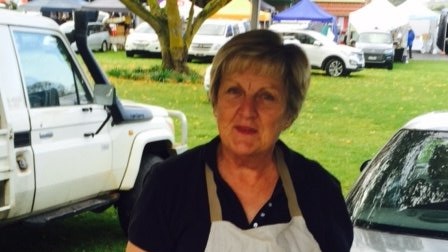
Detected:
left=204, top=149, right=321, bottom=252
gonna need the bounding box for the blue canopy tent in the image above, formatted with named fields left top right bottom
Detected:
left=273, top=0, right=337, bottom=40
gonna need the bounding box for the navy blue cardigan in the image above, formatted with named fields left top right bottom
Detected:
left=128, top=137, right=353, bottom=252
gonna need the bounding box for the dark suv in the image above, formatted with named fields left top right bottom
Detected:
left=356, top=30, right=394, bottom=70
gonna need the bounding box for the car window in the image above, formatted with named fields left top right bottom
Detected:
left=243, top=21, right=250, bottom=32
left=359, top=32, right=393, bottom=44
left=225, top=25, right=233, bottom=37
left=89, top=24, right=100, bottom=35
left=13, top=31, right=92, bottom=108
left=348, top=129, right=448, bottom=236
left=197, top=23, right=226, bottom=36
left=296, top=33, right=315, bottom=45
left=233, top=24, right=240, bottom=35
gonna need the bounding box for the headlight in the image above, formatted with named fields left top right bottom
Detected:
left=385, top=48, right=394, bottom=55
left=212, top=44, right=223, bottom=50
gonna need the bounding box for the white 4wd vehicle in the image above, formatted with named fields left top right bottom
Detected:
left=0, top=10, right=187, bottom=233
left=188, top=19, right=249, bottom=61
left=271, top=28, right=365, bottom=77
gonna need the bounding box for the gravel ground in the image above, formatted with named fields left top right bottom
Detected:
left=411, top=51, right=448, bottom=61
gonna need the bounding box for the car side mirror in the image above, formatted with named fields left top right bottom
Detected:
left=94, top=84, right=115, bottom=106
left=360, top=159, right=371, bottom=172
left=313, top=41, right=323, bottom=46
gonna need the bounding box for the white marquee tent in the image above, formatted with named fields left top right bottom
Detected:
left=349, top=0, right=409, bottom=32
left=397, top=0, right=439, bottom=53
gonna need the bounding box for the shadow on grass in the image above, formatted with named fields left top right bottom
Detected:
left=0, top=209, right=126, bottom=252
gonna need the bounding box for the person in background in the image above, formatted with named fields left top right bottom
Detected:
left=407, top=28, right=415, bottom=59
left=126, top=29, right=353, bottom=252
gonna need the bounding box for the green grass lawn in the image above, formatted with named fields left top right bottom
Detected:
left=1, top=51, right=447, bottom=251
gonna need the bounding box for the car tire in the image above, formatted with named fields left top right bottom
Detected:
left=445, top=41, right=448, bottom=55
left=387, top=61, right=393, bottom=70
left=116, top=154, right=163, bottom=236
left=126, top=51, right=134, bottom=58
left=325, top=58, right=345, bottom=77
left=101, top=41, right=108, bottom=52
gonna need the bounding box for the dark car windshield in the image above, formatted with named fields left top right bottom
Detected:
left=358, top=32, right=393, bottom=44
left=347, top=129, right=448, bottom=238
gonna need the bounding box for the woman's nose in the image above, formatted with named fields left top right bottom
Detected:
left=238, top=96, right=257, bottom=117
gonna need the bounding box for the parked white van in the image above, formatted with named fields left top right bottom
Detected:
left=188, top=19, right=249, bottom=61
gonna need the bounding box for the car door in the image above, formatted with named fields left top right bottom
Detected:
left=13, top=28, right=112, bottom=212
left=296, top=33, right=327, bottom=68
left=87, top=23, right=101, bottom=50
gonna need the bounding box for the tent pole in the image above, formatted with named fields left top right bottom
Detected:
left=250, top=0, right=260, bottom=29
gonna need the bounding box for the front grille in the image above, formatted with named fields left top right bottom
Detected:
left=364, top=53, right=385, bottom=62
left=191, top=43, right=212, bottom=49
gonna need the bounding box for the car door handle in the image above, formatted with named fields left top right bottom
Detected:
left=82, top=107, right=93, bottom=112
left=84, top=133, right=95, bottom=138
left=39, top=132, right=53, bottom=139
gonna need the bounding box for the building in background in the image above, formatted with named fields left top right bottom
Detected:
left=314, top=0, right=365, bottom=38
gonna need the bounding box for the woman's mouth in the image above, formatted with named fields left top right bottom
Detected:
left=234, top=126, right=257, bottom=134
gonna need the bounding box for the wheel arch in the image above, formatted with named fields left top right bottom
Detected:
left=119, top=134, right=175, bottom=191
left=321, top=55, right=346, bottom=70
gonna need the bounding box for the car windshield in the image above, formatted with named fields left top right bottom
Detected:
left=358, top=32, right=393, bottom=44
left=197, top=23, right=226, bottom=36
left=135, top=23, right=155, bottom=34
left=347, top=129, right=448, bottom=238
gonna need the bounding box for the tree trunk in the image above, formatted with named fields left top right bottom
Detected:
left=120, top=0, right=232, bottom=74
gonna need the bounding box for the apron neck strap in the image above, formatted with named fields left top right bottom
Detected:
left=205, top=148, right=302, bottom=222
left=205, top=164, right=223, bottom=221
left=275, top=148, right=302, bottom=217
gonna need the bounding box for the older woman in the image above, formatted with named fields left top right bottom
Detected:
left=126, top=29, right=353, bottom=252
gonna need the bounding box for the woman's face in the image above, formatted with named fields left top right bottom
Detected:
left=214, top=69, right=290, bottom=157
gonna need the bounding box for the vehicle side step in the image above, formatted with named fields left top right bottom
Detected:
left=23, top=193, right=119, bottom=226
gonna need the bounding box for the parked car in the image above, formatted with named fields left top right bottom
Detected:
left=0, top=9, right=187, bottom=234
left=125, top=22, right=161, bottom=57
left=270, top=28, right=365, bottom=77
left=60, top=20, right=111, bottom=52
left=188, top=19, right=250, bottom=61
left=347, top=111, right=448, bottom=251
left=355, top=30, right=394, bottom=70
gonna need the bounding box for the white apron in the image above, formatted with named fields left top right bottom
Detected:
left=204, top=149, right=322, bottom=252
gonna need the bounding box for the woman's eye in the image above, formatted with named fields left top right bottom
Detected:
left=259, top=92, right=276, bottom=101
left=226, top=87, right=242, bottom=95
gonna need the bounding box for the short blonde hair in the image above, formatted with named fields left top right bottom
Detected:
left=209, top=29, right=310, bottom=124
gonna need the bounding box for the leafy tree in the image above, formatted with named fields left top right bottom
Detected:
left=120, top=0, right=232, bottom=73
left=1, top=0, right=17, bottom=9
